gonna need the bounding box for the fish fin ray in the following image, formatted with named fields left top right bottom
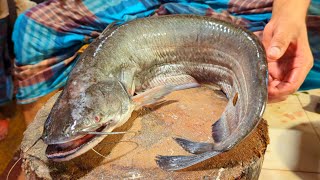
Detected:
left=155, top=151, right=220, bottom=171
left=212, top=116, right=230, bottom=143
left=132, top=83, right=199, bottom=109
left=138, top=74, right=199, bottom=93
left=212, top=101, right=239, bottom=143
left=173, top=137, right=215, bottom=154
left=79, top=131, right=136, bottom=135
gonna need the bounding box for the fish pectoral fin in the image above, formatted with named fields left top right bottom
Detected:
left=132, top=83, right=199, bottom=109
left=155, top=151, right=221, bottom=171
left=173, top=137, right=215, bottom=154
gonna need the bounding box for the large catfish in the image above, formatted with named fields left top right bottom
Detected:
left=42, top=15, right=267, bottom=171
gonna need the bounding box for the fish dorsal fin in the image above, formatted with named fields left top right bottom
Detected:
left=99, top=21, right=118, bottom=39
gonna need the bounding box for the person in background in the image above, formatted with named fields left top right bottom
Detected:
left=0, top=0, right=13, bottom=141
left=0, top=0, right=37, bottom=140
left=8, top=0, right=320, bottom=125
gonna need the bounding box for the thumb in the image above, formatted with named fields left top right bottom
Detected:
left=267, top=31, right=292, bottom=61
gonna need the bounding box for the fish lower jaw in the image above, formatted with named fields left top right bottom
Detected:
left=47, top=134, right=107, bottom=161
left=45, top=126, right=117, bottom=161
left=45, top=110, right=135, bottom=161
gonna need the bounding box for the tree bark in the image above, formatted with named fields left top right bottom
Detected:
left=21, top=87, right=269, bottom=180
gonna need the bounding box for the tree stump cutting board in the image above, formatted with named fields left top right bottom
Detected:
left=21, top=86, right=269, bottom=180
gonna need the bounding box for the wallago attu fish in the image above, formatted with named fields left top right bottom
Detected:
left=42, top=15, right=267, bottom=171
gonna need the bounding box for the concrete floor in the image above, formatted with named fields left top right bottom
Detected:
left=0, top=90, right=57, bottom=179
left=260, top=89, right=320, bottom=179
left=0, top=103, right=26, bottom=179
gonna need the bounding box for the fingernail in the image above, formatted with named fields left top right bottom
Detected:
left=269, top=46, right=281, bottom=58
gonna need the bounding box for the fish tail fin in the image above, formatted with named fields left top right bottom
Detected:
left=173, top=137, right=215, bottom=154
left=132, top=83, right=199, bottom=109
left=155, top=151, right=220, bottom=171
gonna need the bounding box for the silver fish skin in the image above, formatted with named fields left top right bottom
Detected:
left=42, top=15, right=267, bottom=170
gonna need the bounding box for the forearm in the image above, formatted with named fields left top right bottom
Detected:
left=264, top=0, right=313, bottom=102
left=0, top=0, right=9, bottom=19
left=272, top=0, right=310, bottom=23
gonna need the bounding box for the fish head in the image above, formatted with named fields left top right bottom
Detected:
left=42, top=79, right=134, bottom=146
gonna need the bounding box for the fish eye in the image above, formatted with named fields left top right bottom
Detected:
left=94, top=115, right=101, bottom=122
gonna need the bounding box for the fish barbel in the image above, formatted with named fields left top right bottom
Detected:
left=42, top=15, right=267, bottom=171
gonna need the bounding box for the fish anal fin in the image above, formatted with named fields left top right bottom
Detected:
left=141, top=74, right=199, bottom=91
left=212, top=116, right=230, bottom=143
left=212, top=102, right=239, bottom=143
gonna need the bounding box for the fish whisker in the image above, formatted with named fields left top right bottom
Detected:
left=80, top=131, right=137, bottom=136
left=91, top=148, right=108, bottom=158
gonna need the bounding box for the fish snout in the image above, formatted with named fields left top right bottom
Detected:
left=41, top=129, right=83, bottom=145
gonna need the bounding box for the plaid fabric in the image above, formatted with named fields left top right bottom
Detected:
left=11, top=0, right=320, bottom=104
left=0, top=16, right=13, bottom=105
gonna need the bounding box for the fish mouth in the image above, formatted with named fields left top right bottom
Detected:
left=45, top=126, right=106, bottom=161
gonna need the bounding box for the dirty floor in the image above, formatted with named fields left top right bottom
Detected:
left=260, top=89, right=320, bottom=180
left=0, top=89, right=320, bottom=179
left=0, top=103, right=26, bottom=180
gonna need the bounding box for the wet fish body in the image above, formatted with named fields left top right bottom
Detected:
left=42, top=15, right=267, bottom=170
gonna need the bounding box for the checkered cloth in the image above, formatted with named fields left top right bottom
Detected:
left=11, top=0, right=320, bottom=104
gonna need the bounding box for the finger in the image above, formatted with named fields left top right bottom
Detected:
left=262, top=23, right=273, bottom=50
left=268, top=85, right=293, bottom=102
left=268, top=79, right=298, bottom=98
left=267, top=74, right=273, bottom=86
left=267, top=30, right=293, bottom=61
left=268, top=67, right=307, bottom=98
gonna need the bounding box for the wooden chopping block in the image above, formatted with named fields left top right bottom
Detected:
left=21, top=86, right=269, bottom=180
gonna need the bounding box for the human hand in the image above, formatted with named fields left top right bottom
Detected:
left=262, top=0, right=313, bottom=102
